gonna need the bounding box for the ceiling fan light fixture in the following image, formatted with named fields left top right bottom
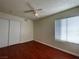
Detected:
left=34, top=12, right=39, bottom=17
left=24, top=1, right=42, bottom=17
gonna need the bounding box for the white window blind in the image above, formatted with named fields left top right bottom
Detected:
left=55, top=16, right=79, bottom=44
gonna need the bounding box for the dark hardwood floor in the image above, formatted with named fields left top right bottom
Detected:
left=0, top=41, right=79, bottom=59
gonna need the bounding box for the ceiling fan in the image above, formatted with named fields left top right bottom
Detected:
left=24, top=2, right=42, bottom=17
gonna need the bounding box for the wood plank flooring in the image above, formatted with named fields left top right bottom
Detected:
left=0, top=41, right=79, bottom=59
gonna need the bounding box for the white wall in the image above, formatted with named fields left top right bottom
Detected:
left=0, top=12, right=33, bottom=48
left=34, top=7, right=79, bottom=56
left=20, top=20, right=33, bottom=43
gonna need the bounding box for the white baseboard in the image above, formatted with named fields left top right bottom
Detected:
left=8, top=40, right=34, bottom=47
left=20, top=39, right=33, bottom=44
left=34, top=40, right=79, bottom=57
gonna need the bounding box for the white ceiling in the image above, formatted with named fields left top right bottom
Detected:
left=0, top=0, right=79, bottom=20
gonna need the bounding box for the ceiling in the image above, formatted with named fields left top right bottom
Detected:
left=0, top=0, right=79, bottom=20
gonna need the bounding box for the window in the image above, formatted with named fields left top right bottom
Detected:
left=55, top=16, right=79, bottom=44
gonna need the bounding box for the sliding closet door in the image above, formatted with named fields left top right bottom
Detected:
left=0, top=19, right=9, bottom=59
left=0, top=19, right=9, bottom=48
left=9, top=20, right=20, bottom=45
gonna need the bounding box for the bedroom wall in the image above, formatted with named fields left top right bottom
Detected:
left=0, top=12, right=33, bottom=47
left=34, top=7, right=79, bottom=56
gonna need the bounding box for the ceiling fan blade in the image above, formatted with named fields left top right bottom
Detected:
left=36, top=9, right=42, bottom=11
left=24, top=9, right=42, bottom=13
left=26, top=1, right=42, bottom=11
left=26, top=2, right=34, bottom=10
left=24, top=10, right=34, bottom=13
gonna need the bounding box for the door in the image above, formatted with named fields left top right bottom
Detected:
left=0, top=18, right=9, bottom=59
left=9, top=20, right=21, bottom=45
left=0, top=19, right=9, bottom=48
